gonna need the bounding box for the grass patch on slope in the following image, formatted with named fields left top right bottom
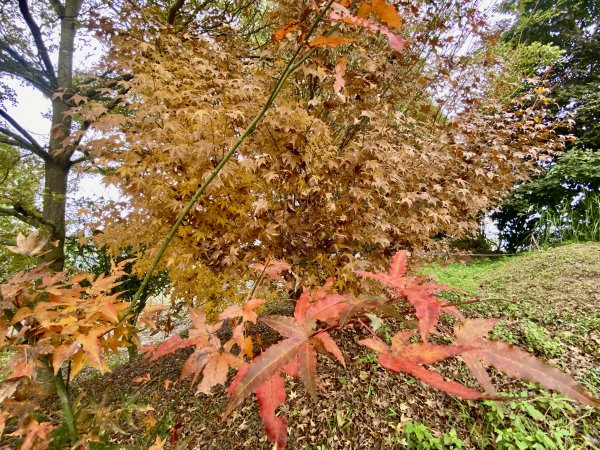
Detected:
left=419, top=243, right=600, bottom=448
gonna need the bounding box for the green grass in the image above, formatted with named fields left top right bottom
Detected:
left=418, top=243, right=599, bottom=448
left=532, top=193, right=600, bottom=248
left=421, top=257, right=510, bottom=295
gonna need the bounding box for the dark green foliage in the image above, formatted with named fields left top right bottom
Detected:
left=495, top=150, right=600, bottom=250
left=495, top=0, right=600, bottom=249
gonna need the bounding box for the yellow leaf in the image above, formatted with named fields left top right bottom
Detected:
left=273, top=22, right=300, bottom=41
left=308, top=36, right=355, bottom=48
left=357, top=0, right=402, bottom=30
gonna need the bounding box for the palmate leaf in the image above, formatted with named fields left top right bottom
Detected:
left=360, top=334, right=481, bottom=399
left=223, top=281, right=350, bottom=448
left=6, top=230, right=49, bottom=257
left=455, top=319, right=599, bottom=407
left=219, top=298, right=266, bottom=324
left=222, top=335, right=306, bottom=419
left=144, top=307, right=242, bottom=395
left=356, top=250, right=446, bottom=341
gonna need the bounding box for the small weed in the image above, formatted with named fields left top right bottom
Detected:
left=478, top=392, right=589, bottom=449
left=331, top=410, right=353, bottom=431
left=107, top=353, right=128, bottom=371
left=377, top=323, right=392, bottom=344
left=402, top=421, right=467, bottom=449
left=521, top=320, right=563, bottom=358
left=358, top=353, right=378, bottom=365
left=489, top=323, right=517, bottom=344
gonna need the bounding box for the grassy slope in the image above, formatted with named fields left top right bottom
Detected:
left=420, top=243, right=599, bottom=448
left=422, top=243, right=599, bottom=365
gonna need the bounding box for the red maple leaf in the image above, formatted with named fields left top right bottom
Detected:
left=455, top=319, right=599, bottom=406
left=356, top=250, right=447, bottom=341
left=223, top=281, right=349, bottom=448
left=360, top=331, right=481, bottom=399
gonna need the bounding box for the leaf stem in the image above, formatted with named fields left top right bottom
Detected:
left=357, top=318, right=384, bottom=342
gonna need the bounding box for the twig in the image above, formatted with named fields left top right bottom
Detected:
left=357, top=318, right=384, bottom=342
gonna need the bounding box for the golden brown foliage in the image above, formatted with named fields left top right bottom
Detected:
left=81, top=1, right=564, bottom=310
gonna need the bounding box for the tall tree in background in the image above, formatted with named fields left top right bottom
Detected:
left=494, top=0, right=600, bottom=250
left=0, top=0, right=93, bottom=270
left=0, top=1, right=192, bottom=270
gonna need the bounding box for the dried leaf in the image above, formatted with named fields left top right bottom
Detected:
left=308, top=36, right=355, bottom=48
left=6, top=230, right=49, bottom=257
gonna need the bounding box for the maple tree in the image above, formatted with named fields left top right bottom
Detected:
left=0, top=232, right=140, bottom=446
left=81, top=0, right=566, bottom=313
left=1, top=2, right=594, bottom=449
left=0, top=0, right=122, bottom=270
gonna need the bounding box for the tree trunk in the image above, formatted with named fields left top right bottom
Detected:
left=42, top=0, right=83, bottom=270
left=42, top=161, right=69, bottom=271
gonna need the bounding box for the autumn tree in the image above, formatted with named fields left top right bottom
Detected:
left=85, top=0, right=565, bottom=315
left=0, top=4, right=596, bottom=448
left=0, top=0, right=169, bottom=270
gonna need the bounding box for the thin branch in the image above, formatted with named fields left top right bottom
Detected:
left=166, top=0, right=186, bottom=24
left=0, top=205, right=52, bottom=230
left=246, top=258, right=270, bottom=302
left=68, top=154, right=89, bottom=166
left=0, top=131, right=41, bottom=154
left=357, top=318, right=384, bottom=341
left=0, top=42, right=54, bottom=96
left=121, top=0, right=338, bottom=321
left=0, top=109, right=49, bottom=161
left=17, top=0, right=57, bottom=87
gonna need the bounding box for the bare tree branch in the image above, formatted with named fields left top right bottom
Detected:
left=167, top=0, right=186, bottom=24
left=68, top=153, right=89, bottom=166
left=0, top=127, right=43, bottom=155
left=0, top=41, right=54, bottom=96
left=17, top=0, right=58, bottom=88
left=0, top=109, right=49, bottom=162
left=0, top=204, right=53, bottom=231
